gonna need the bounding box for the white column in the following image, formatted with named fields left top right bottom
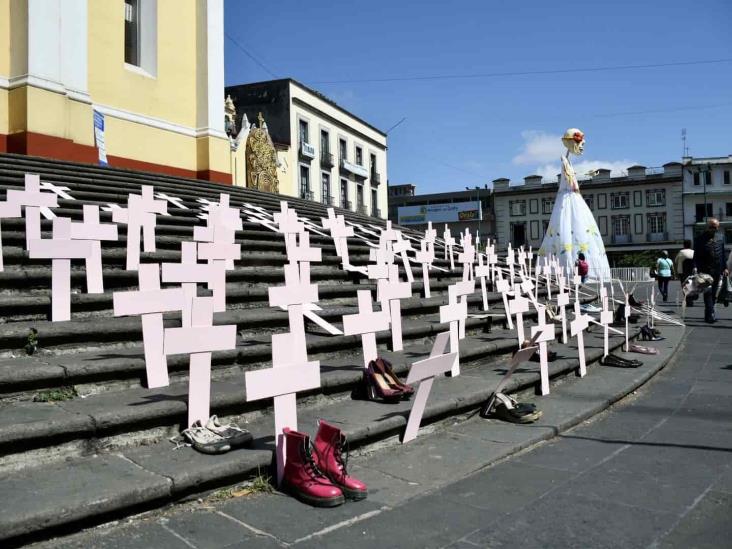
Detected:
left=27, top=0, right=63, bottom=92
left=61, top=0, right=89, bottom=102
left=197, top=0, right=225, bottom=137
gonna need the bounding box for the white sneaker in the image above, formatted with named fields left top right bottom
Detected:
left=205, top=415, right=253, bottom=448
left=181, top=420, right=231, bottom=454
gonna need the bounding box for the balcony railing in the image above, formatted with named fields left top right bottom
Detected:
left=357, top=203, right=368, bottom=215
left=370, top=170, right=381, bottom=186
left=320, top=151, right=334, bottom=168
left=300, top=189, right=314, bottom=201
left=341, top=199, right=352, bottom=210
left=646, top=231, right=668, bottom=242
left=300, top=141, right=316, bottom=159
left=611, top=233, right=632, bottom=244
left=340, top=158, right=369, bottom=179
left=372, top=208, right=381, bottom=218
left=322, top=195, right=333, bottom=206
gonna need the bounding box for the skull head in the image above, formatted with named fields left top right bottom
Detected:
left=561, top=128, right=585, bottom=155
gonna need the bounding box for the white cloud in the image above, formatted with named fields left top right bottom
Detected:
left=512, top=130, right=564, bottom=165
left=514, top=130, right=635, bottom=181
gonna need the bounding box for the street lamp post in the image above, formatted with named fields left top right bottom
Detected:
left=466, top=186, right=483, bottom=248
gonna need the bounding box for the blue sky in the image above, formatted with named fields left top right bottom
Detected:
left=224, top=0, right=732, bottom=193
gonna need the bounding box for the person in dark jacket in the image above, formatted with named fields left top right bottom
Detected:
left=693, top=218, right=729, bottom=323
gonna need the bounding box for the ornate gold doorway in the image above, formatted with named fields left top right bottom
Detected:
left=245, top=113, right=279, bottom=193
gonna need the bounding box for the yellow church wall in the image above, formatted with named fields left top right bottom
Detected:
left=88, top=0, right=199, bottom=129
left=7, top=87, right=26, bottom=134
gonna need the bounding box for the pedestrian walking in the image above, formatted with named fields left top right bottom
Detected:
left=575, top=253, right=589, bottom=283
left=655, top=251, right=674, bottom=302
left=693, top=218, right=729, bottom=323
left=674, top=240, right=695, bottom=306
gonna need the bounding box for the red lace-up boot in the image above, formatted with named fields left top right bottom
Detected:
left=281, top=427, right=345, bottom=507
left=313, top=420, right=368, bottom=501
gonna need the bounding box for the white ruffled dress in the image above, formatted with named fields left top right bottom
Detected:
left=538, top=156, right=610, bottom=280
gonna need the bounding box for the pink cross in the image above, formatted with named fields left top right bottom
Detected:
left=424, top=222, right=437, bottom=256
left=451, top=279, right=475, bottom=339
left=439, top=285, right=468, bottom=376
left=474, top=254, right=491, bottom=311
left=0, top=198, right=21, bottom=271
left=245, top=332, right=321, bottom=484
left=392, top=236, right=415, bottom=283
left=162, top=241, right=225, bottom=326
left=163, top=296, right=237, bottom=427
left=274, top=201, right=305, bottom=253
left=322, top=208, right=354, bottom=267
left=402, top=332, right=457, bottom=443
left=113, top=186, right=167, bottom=270
left=194, top=193, right=242, bottom=271
left=443, top=225, right=455, bottom=270
left=377, top=264, right=412, bottom=352
left=508, top=293, right=530, bottom=347
left=28, top=217, right=93, bottom=321
left=70, top=205, right=118, bottom=294
left=495, top=276, right=515, bottom=330
left=556, top=282, right=571, bottom=344
left=113, top=264, right=186, bottom=388
left=506, top=243, right=516, bottom=288
left=342, top=289, right=390, bottom=368
left=7, top=174, right=58, bottom=249
left=415, top=240, right=434, bottom=298
left=570, top=300, right=591, bottom=377
left=458, top=231, right=475, bottom=282
left=530, top=305, right=556, bottom=395
left=269, top=261, right=319, bottom=358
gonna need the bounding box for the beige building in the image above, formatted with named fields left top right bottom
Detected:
left=226, top=79, right=387, bottom=218
left=682, top=155, right=732, bottom=250
left=492, top=163, right=684, bottom=260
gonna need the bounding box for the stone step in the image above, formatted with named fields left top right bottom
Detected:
left=0, top=324, right=685, bottom=546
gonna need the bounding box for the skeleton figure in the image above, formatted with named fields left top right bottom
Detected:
left=537, top=128, right=610, bottom=281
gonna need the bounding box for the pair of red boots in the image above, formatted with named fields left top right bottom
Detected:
left=281, top=420, right=367, bottom=507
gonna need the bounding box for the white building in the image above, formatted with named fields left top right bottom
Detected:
left=226, top=79, right=387, bottom=218
left=682, top=155, right=732, bottom=249
left=492, top=163, right=684, bottom=261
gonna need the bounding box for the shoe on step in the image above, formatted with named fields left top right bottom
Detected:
left=313, top=420, right=368, bottom=501
left=182, top=421, right=231, bottom=454
left=206, top=415, right=253, bottom=448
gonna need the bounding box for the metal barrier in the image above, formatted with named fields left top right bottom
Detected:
left=610, top=267, right=653, bottom=281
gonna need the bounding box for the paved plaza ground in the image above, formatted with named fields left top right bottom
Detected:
left=34, top=284, right=732, bottom=548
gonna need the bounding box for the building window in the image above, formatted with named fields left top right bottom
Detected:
left=646, top=188, right=666, bottom=207
left=320, top=129, right=329, bottom=154
left=530, top=220, right=539, bottom=240
left=529, top=199, right=538, bottom=214
left=355, top=146, right=363, bottom=166
left=510, top=222, right=527, bottom=247
left=695, top=171, right=712, bottom=185
left=541, top=198, right=554, bottom=214
left=633, top=190, right=642, bottom=207
left=542, top=220, right=549, bottom=235
left=598, top=193, right=607, bottom=209
left=695, top=203, right=713, bottom=222
left=321, top=172, right=331, bottom=205
left=693, top=172, right=700, bottom=186
left=612, top=215, right=630, bottom=235
left=339, top=138, right=347, bottom=161
left=299, top=165, right=310, bottom=199
left=647, top=213, right=666, bottom=234
left=724, top=170, right=730, bottom=185
left=370, top=153, right=377, bottom=171
left=124, top=0, right=140, bottom=66
left=634, top=213, right=643, bottom=234
left=598, top=216, right=608, bottom=236
left=371, top=188, right=378, bottom=216
left=340, top=179, right=349, bottom=209
left=610, top=192, right=629, bottom=209
left=509, top=200, right=526, bottom=217
left=726, top=203, right=732, bottom=217
left=299, top=120, right=309, bottom=145
left=356, top=184, right=365, bottom=212
left=584, top=195, right=594, bottom=209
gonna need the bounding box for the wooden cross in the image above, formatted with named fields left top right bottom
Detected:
left=443, top=225, right=456, bottom=270
left=342, top=289, right=391, bottom=369
left=113, top=264, right=186, bottom=388
left=0, top=198, right=21, bottom=271
left=162, top=241, right=225, bottom=327
left=194, top=193, right=242, bottom=271
left=495, top=276, right=515, bottom=330
left=458, top=230, right=475, bottom=282
left=439, top=286, right=468, bottom=376
left=508, top=293, right=530, bottom=347
left=424, top=222, right=437, bottom=256
left=28, top=217, right=93, bottom=321
left=322, top=208, right=354, bottom=269
left=69, top=204, right=118, bottom=294
left=377, top=264, right=412, bottom=352
left=392, top=236, right=415, bottom=283
left=474, top=253, right=491, bottom=311
left=163, top=296, right=237, bottom=427
left=113, top=185, right=168, bottom=270
left=7, top=174, right=58, bottom=249
left=530, top=305, right=556, bottom=395
left=570, top=300, right=591, bottom=377
left=556, top=280, right=571, bottom=344
left=402, top=332, right=458, bottom=443
left=451, top=278, right=476, bottom=339
left=415, top=240, right=434, bottom=298
left=273, top=201, right=304, bottom=253
left=506, top=243, right=516, bottom=288
left=269, top=262, right=319, bottom=359
left=155, top=192, right=189, bottom=210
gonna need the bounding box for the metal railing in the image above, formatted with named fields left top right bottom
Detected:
left=370, top=170, right=381, bottom=185
left=321, top=195, right=333, bottom=206
left=646, top=231, right=668, bottom=242
left=610, top=267, right=654, bottom=282
left=299, top=141, right=315, bottom=159
left=320, top=151, right=333, bottom=168
left=611, top=233, right=632, bottom=244
left=357, top=203, right=367, bottom=215
left=300, top=189, right=314, bottom=201
left=342, top=199, right=352, bottom=210
left=372, top=208, right=381, bottom=218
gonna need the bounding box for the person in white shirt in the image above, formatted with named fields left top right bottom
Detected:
left=674, top=240, right=695, bottom=306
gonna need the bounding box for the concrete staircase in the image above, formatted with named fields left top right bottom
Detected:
left=0, top=153, right=619, bottom=545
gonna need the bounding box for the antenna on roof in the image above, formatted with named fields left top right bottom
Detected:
left=681, top=128, right=689, bottom=157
